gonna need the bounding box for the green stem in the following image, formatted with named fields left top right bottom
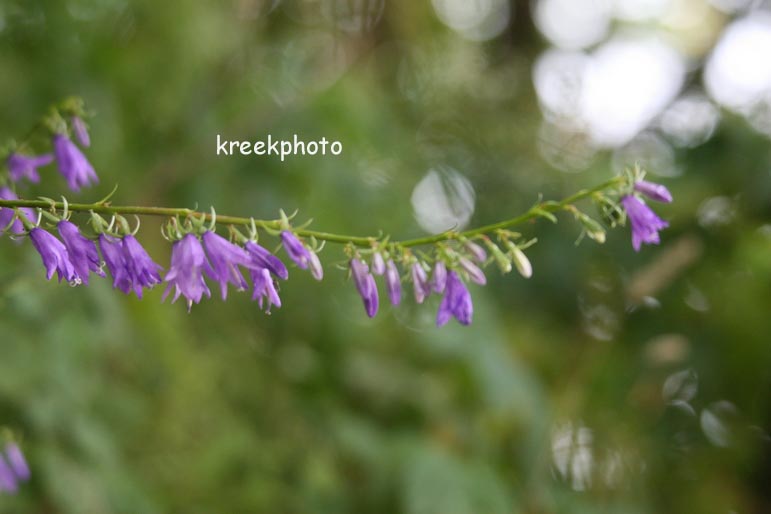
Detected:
left=0, top=177, right=623, bottom=247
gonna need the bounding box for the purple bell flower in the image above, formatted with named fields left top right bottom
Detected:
left=431, top=261, right=447, bottom=294
left=7, top=152, right=53, bottom=184
left=4, top=444, right=30, bottom=482
left=53, top=134, right=98, bottom=192
left=621, top=195, right=669, bottom=252
left=281, top=231, right=311, bottom=269
left=350, top=258, right=379, bottom=318
left=250, top=267, right=282, bottom=312
left=411, top=262, right=431, bottom=304
left=57, top=220, right=104, bottom=285
left=123, top=234, right=163, bottom=297
left=0, top=187, right=35, bottom=237
left=99, top=234, right=133, bottom=294
left=163, top=233, right=212, bottom=310
left=385, top=259, right=401, bottom=306
left=244, top=240, right=288, bottom=280
left=29, top=227, right=78, bottom=283
left=634, top=180, right=672, bottom=203
left=72, top=116, right=91, bottom=148
left=436, top=271, right=473, bottom=327
left=0, top=456, right=17, bottom=493
left=202, top=231, right=253, bottom=300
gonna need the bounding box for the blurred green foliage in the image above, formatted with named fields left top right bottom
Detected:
left=0, top=1, right=770, bottom=513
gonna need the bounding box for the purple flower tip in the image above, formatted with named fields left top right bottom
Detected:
left=0, top=187, right=35, bottom=237
left=436, top=271, right=473, bottom=327
left=431, top=261, right=447, bottom=294
left=7, top=152, right=53, bottom=184
left=308, top=251, right=324, bottom=281
left=72, top=116, right=91, bottom=148
left=163, top=233, right=212, bottom=310
left=4, top=444, right=30, bottom=482
left=465, top=241, right=487, bottom=263
left=280, top=231, right=311, bottom=270
left=371, top=252, right=386, bottom=275
left=351, top=258, right=379, bottom=318
left=29, top=227, right=78, bottom=283
left=53, top=134, right=98, bottom=192
left=459, top=257, right=486, bottom=285
left=621, top=195, right=669, bottom=252
left=411, top=262, right=431, bottom=304
left=385, top=259, right=402, bottom=306
left=244, top=241, right=288, bottom=280
left=634, top=180, right=673, bottom=203
left=57, top=220, right=105, bottom=285
left=0, top=456, right=17, bottom=493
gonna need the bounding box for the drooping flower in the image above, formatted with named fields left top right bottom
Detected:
left=53, top=134, right=98, bottom=192
left=4, top=444, right=30, bottom=482
left=29, top=227, right=78, bottom=283
left=385, top=259, right=401, bottom=306
left=201, top=230, right=252, bottom=300
left=0, top=456, right=17, bottom=493
left=621, top=195, right=669, bottom=252
left=459, top=257, right=486, bottom=285
left=122, top=234, right=163, bottom=297
left=163, top=233, right=212, bottom=310
left=281, top=231, right=311, bottom=269
left=0, top=187, right=35, bottom=237
left=99, top=234, right=132, bottom=294
left=71, top=116, right=90, bottom=148
left=7, top=152, right=53, bottom=184
left=411, top=262, right=431, bottom=304
left=250, top=267, right=282, bottom=312
left=350, top=258, right=378, bottom=318
left=431, top=261, right=447, bottom=293
left=436, top=271, right=473, bottom=327
left=634, top=180, right=672, bottom=203
left=244, top=240, right=288, bottom=280
left=57, top=220, right=104, bottom=285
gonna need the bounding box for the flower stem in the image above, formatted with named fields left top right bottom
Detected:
left=0, top=177, right=624, bottom=247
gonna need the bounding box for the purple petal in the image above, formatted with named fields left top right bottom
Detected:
left=72, top=116, right=91, bottom=148
left=385, top=259, right=402, bottom=306
left=621, top=195, right=669, bottom=252
left=280, top=231, right=311, bottom=269
left=53, top=134, right=98, bottom=192
left=4, top=444, right=30, bottom=482
left=634, top=180, right=673, bottom=203
left=244, top=241, right=288, bottom=280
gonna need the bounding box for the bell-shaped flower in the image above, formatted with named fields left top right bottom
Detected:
left=53, top=134, right=98, bottom=192
left=57, top=220, right=104, bottom=285
left=163, top=233, right=212, bottom=310
left=7, top=152, right=53, bottom=184
left=29, top=227, right=78, bottom=283
left=436, top=271, right=473, bottom=327
left=621, top=195, right=669, bottom=252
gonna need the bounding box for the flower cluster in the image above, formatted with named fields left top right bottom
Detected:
left=0, top=99, right=676, bottom=328
left=0, top=443, right=30, bottom=494
left=5, top=102, right=97, bottom=193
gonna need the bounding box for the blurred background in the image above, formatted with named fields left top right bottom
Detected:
left=1, top=0, right=771, bottom=512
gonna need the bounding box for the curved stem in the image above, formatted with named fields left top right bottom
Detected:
left=0, top=177, right=623, bottom=247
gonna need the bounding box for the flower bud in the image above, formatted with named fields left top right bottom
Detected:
left=459, top=257, right=486, bottom=285
left=371, top=251, right=386, bottom=275
left=505, top=242, right=532, bottom=278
